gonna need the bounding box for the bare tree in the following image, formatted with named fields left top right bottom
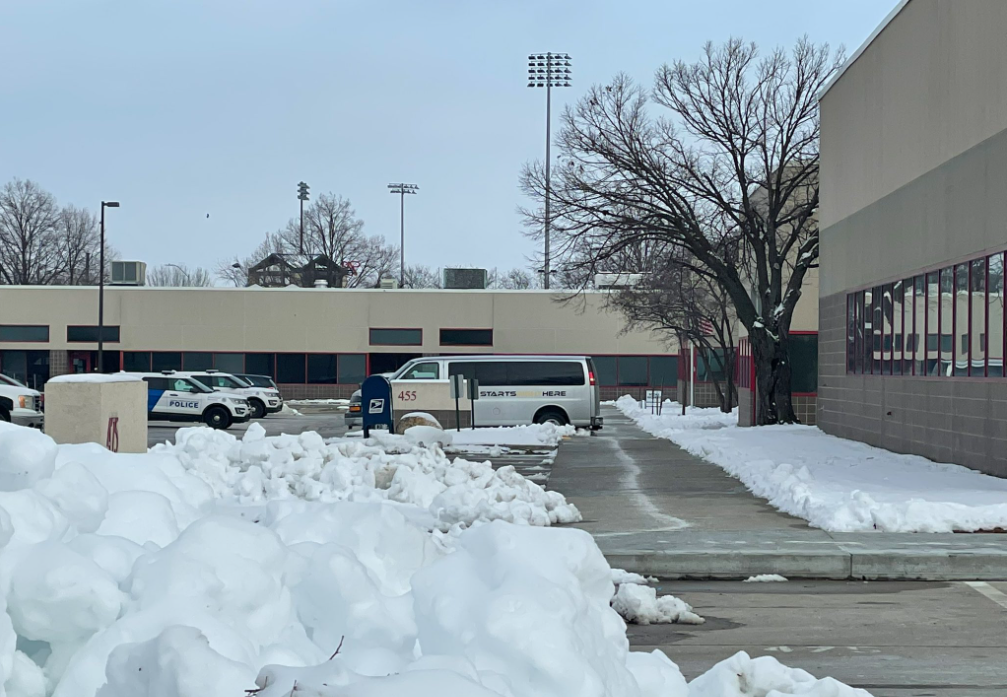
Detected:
left=402, top=264, right=442, bottom=288
left=216, top=232, right=286, bottom=287
left=0, top=179, right=62, bottom=285
left=147, top=264, right=213, bottom=287
left=488, top=267, right=540, bottom=290
left=55, top=205, right=99, bottom=284
left=522, top=39, right=841, bottom=425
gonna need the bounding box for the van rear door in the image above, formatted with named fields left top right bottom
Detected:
left=586, top=357, right=601, bottom=421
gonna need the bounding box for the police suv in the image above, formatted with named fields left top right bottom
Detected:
left=178, top=370, right=282, bottom=419
left=131, top=372, right=251, bottom=429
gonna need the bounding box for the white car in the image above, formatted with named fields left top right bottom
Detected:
left=0, top=373, right=44, bottom=429
left=178, top=370, right=282, bottom=419
left=128, top=372, right=251, bottom=430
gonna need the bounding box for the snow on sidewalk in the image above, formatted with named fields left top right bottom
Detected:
left=0, top=421, right=873, bottom=697
left=617, top=396, right=1007, bottom=533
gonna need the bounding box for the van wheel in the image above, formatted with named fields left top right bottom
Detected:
left=248, top=399, right=266, bottom=420
left=534, top=408, right=568, bottom=426
left=204, top=406, right=232, bottom=430
left=0, top=407, right=9, bottom=423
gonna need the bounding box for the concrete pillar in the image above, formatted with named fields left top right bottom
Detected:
left=44, top=375, right=147, bottom=453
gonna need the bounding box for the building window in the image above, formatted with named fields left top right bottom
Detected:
left=214, top=353, right=244, bottom=374
left=649, top=356, right=678, bottom=388
left=123, top=352, right=152, bottom=372
left=592, top=356, right=617, bottom=386
left=245, top=353, right=275, bottom=379
left=276, top=354, right=306, bottom=383
left=789, top=334, right=818, bottom=393
left=0, top=325, right=49, bottom=342
left=369, top=328, right=422, bottom=346
left=0, top=350, right=49, bottom=388
left=439, top=329, right=493, bottom=346
left=183, top=352, right=213, bottom=371
left=990, top=254, right=1005, bottom=377
left=337, top=354, right=366, bottom=384
left=67, top=326, right=120, bottom=343
left=617, top=356, right=649, bottom=386
left=307, top=354, right=337, bottom=384
left=970, top=258, right=986, bottom=376
left=151, top=352, right=182, bottom=372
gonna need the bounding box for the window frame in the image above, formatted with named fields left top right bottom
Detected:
left=0, top=325, right=50, bottom=343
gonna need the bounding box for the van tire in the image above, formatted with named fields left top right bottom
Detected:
left=533, top=407, right=568, bottom=426
left=203, top=405, right=232, bottom=430
left=248, top=398, right=266, bottom=420
left=0, top=407, right=9, bottom=423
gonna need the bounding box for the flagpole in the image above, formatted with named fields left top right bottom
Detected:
left=690, top=343, right=696, bottom=411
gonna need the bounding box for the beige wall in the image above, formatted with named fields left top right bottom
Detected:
left=821, top=0, right=1007, bottom=229
left=0, top=286, right=678, bottom=355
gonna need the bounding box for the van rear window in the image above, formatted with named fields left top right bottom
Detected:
left=449, top=361, right=584, bottom=386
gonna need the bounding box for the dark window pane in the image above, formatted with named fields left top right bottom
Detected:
left=592, top=356, right=617, bottom=386
left=0, top=351, right=27, bottom=384
left=0, top=326, right=49, bottom=342
left=789, top=335, right=819, bottom=393
left=67, top=326, right=120, bottom=342
left=439, top=329, right=493, bottom=346
left=336, top=354, right=366, bottom=384
left=307, top=354, right=337, bottom=384
left=971, top=258, right=987, bottom=376
left=990, top=254, right=1005, bottom=378
left=123, top=352, right=151, bottom=372
left=448, top=362, right=477, bottom=381
left=649, top=356, right=678, bottom=387
left=183, top=352, right=213, bottom=370
left=507, top=361, right=585, bottom=386
left=142, top=377, right=170, bottom=390
left=151, top=352, right=182, bottom=372
left=245, top=353, right=275, bottom=378
left=847, top=295, right=857, bottom=374
left=618, top=356, right=649, bottom=386
left=400, top=362, right=440, bottom=380
left=214, top=353, right=244, bottom=373
left=927, top=334, right=939, bottom=351
left=369, top=328, right=422, bottom=346
left=276, top=354, right=306, bottom=383
left=475, top=362, right=508, bottom=386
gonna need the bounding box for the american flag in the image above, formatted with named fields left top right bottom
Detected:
left=698, top=317, right=715, bottom=335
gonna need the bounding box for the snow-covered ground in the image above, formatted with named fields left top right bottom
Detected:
left=617, top=396, right=1007, bottom=533
left=0, top=421, right=872, bottom=696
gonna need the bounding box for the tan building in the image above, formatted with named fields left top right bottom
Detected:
left=0, top=286, right=680, bottom=399
left=819, top=0, right=1007, bottom=476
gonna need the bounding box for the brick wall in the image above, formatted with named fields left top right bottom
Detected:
left=677, top=379, right=733, bottom=408
left=818, top=292, right=1007, bottom=478
left=738, top=387, right=755, bottom=427
left=278, top=384, right=359, bottom=400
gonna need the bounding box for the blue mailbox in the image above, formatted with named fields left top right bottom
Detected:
left=361, top=375, right=394, bottom=437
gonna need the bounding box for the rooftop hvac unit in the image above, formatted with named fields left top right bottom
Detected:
left=378, top=278, right=400, bottom=289
left=594, top=272, right=645, bottom=290
left=111, top=261, right=147, bottom=286
left=444, top=268, right=487, bottom=290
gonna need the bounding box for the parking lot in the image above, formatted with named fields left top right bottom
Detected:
left=146, top=412, right=348, bottom=447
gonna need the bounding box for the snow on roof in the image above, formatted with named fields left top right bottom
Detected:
left=818, top=0, right=912, bottom=101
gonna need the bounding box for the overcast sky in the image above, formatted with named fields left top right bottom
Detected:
left=0, top=0, right=896, bottom=281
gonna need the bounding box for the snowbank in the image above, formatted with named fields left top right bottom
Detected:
left=448, top=423, right=575, bottom=448
left=612, top=584, right=704, bottom=625
left=0, top=421, right=873, bottom=696
left=617, top=396, right=1007, bottom=533
left=744, top=574, right=789, bottom=583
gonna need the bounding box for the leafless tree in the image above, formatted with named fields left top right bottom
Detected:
left=488, top=267, right=540, bottom=290
left=55, top=205, right=99, bottom=284
left=522, top=39, right=841, bottom=424
left=0, top=179, right=62, bottom=285
left=216, top=232, right=286, bottom=287
left=146, top=264, right=213, bottom=287
left=402, top=264, right=442, bottom=288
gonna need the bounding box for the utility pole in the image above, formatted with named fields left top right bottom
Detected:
left=98, top=200, right=120, bottom=373
left=297, top=182, right=310, bottom=256
left=527, top=53, right=572, bottom=290
left=387, top=183, right=419, bottom=287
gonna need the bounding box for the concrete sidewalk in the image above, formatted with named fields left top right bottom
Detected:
left=552, top=408, right=1007, bottom=581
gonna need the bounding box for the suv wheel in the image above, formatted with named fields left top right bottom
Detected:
left=248, top=399, right=266, bottom=420
left=203, top=405, right=232, bottom=430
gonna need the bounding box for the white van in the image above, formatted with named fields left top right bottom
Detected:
left=379, top=355, right=603, bottom=429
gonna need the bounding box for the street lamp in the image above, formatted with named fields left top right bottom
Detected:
left=98, top=200, right=120, bottom=373
left=164, top=263, right=192, bottom=286
left=527, top=52, right=572, bottom=290
left=387, top=183, right=419, bottom=287
left=297, top=181, right=310, bottom=255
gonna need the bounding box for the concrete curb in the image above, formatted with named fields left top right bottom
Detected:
left=604, top=546, right=1007, bottom=582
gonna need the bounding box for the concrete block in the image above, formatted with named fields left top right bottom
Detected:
left=44, top=374, right=147, bottom=453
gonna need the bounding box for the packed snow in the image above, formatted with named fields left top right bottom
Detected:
left=744, top=574, right=789, bottom=583
left=446, top=423, right=576, bottom=452
left=618, top=396, right=1007, bottom=533
left=611, top=584, right=705, bottom=626
left=0, top=420, right=873, bottom=696
left=46, top=374, right=142, bottom=384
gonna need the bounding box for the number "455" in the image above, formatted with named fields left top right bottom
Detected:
left=397, top=390, right=418, bottom=402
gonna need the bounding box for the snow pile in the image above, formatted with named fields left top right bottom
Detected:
left=0, top=421, right=872, bottom=697
left=151, top=423, right=581, bottom=529
left=448, top=422, right=576, bottom=448
left=617, top=396, right=1007, bottom=533
left=744, top=574, right=789, bottom=583
left=612, top=584, right=705, bottom=626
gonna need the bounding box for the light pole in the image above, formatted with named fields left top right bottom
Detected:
left=164, top=263, right=192, bottom=286
left=387, top=183, right=419, bottom=287
left=297, top=181, right=310, bottom=255
left=528, top=52, right=572, bottom=290
left=98, top=200, right=120, bottom=373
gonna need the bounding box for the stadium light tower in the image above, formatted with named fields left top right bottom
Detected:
left=528, top=52, right=572, bottom=290
left=297, top=181, right=310, bottom=255
left=388, top=183, right=419, bottom=287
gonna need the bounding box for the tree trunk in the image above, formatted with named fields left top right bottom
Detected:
left=751, top=331, right=797, bottom=425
